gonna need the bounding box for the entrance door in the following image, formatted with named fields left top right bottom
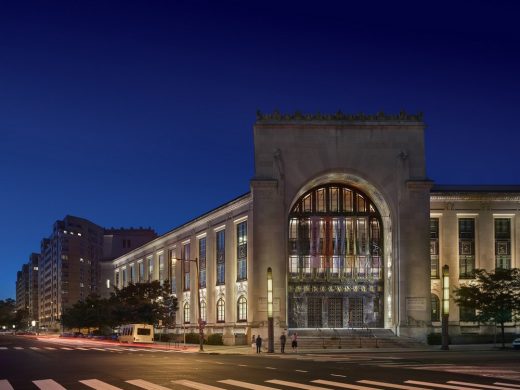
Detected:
left=328, top=298, right=343, bottom=328
left=307, top=297, right=322, bottom=328
left=348, top=297, right=363, bottom=327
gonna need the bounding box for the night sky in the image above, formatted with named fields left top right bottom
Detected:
left=1, top=1, right=519, bottom=299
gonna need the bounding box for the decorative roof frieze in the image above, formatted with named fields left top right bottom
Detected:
left=430, top=193, right=520, bottom=202
left=256, top=110, right=423, bottom=123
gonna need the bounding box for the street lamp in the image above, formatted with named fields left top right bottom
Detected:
left=172, top=257, right=204, bottom=352
left=441, top=264, right=449, bottom=351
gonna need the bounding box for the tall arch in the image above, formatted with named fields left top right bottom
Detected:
left=287, top=172, right=394, bottom=329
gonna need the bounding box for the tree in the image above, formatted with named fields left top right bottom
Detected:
left=454, top=268, right=520, bottom=348
left=110, top=281, right=178, bottom=327
left=0, top=299, right=16, bottom=329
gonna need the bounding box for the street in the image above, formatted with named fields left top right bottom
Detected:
left=1, top=335, right=520, bottom=389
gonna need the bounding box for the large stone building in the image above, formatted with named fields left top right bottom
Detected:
left=37, top=215, right=157, bottom=330
left=110, top=112, right=520, bottom=344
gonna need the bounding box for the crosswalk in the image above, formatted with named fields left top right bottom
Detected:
left=2, top=376, right=520, bottom=390
left=0, top=346, right=183, bottom=354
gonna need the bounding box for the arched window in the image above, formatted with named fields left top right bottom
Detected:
left=288, top=183, right=384, bottom=328
left=200, top=300, right=207, bottom=322
left=237, top=296, right=247, bottom=322
left=183, top=302, right=190, bottom=324
left=216, top=298, right=225, bottom=322
left=431, top=294, right=440, bottom=322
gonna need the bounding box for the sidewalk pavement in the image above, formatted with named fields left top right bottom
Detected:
left=152, top=341, right=514, bottom=355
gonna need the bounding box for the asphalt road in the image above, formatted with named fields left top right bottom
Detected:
left=1, top=335, right=520, bottom=390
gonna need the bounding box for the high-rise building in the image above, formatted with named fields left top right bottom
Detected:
left=15, top=263, right=29, bottom=313
left=37, top=215, right=157, bottom=330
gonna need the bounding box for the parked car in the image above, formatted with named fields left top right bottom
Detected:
left=512, top=338, right=520, bottom=350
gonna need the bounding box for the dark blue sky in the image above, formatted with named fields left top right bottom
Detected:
left=1, top=1, right=519, bottom=299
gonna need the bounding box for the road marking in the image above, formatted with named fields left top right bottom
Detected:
left=105, top=348, right=122, bottom=351
left=14, top=347, right=23, bottom=350
left=80, top=379, right=124, bottom=389
left=30, top=347, right=41, bottom=350
left=267, top=379, right=331, bottom=390
left=405, top=381, right=482, bottom=390
left=0, top=347, right=7, bottom=350
left=494, top=384, right=520, bottom=389
left=91, top=348, right=106, bottom=351
left=126, top=379, right=173, bottom=390
left=33, top=379, right=67, bottom=390
left=312, top=379, right=381, bottom=390
left=76, top=347, right=89, bottom=350
left=44, top=347, right=57, bottom=350
left=238, top=365, right=248, bottom=367
left=358, top=380, right=431, bottom=390
left=331, top=375, right=346, bottom=378
left=266, top=367, right=277, bottom=370
left=220, top=379, right=280, bottom=390
left=295, top=370, right=308, bottom=373
left=214, top=362, right=225, bottom=365
left=173, top=379, right=227, bottom=390
left=0, top=379, right=14, bottom=390
left=448, top=382, right=518, bottom=390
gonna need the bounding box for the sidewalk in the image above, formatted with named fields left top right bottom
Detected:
left=153, top=341, right=513, bottom=355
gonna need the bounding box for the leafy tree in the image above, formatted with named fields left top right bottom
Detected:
left=110, top=281, right=178, bottom=327
left=454, top=268, right=520, bottom=348
left=0, top=299, right=16, bottom=329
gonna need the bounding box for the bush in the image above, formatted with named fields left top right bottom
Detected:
left=427, top=332, right=442, bottom=345
left=185, top=332, right=200, bottom=344
left=206, top=333, right=224, bottom=345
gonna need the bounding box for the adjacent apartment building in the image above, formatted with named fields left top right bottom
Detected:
left=29, top=215, right=157, bottom=330
left=110, top=111, right=520, bottom=345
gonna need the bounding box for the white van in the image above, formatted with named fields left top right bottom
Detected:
left=118, top=324, right=154, bottom=343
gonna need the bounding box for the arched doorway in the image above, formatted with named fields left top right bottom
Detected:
left=287, top=183, right=384, bottom=328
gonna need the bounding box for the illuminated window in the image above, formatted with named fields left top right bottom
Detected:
left=199, top=238, right=206, bottom=288
left=158, top=252, right=164, bottom=284
left=200, top=300, right=207, bottom=322
left=430, top=218, right=440, bottom=278
left=459, top=219, right=475, bottom=279
left=129, top=263, right=135, bottom=283
left=237, top=296, right=247, bottom=321
left=217, top=298, right=225, bottom=322
left=237, top=222, right=247, bottom=281
left=216, top=230, right=225, bottom=285
left=147, top=256, right=153, bottom=281
left=287, top=184, right=383, bottom=328
left=495, top=218, right=511, bottom=269
left=183, top=243, right=190, bottom=291
left=138, top=261, right=144, bottom=283
left=184, top=302, right=190, bottom=323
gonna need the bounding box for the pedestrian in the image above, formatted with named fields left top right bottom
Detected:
left=291, top=332, right=298, bottom=352
left=255, top=334, right=262, bottom=353
left=280, top=332, right=287, bottom=353
left=251, top=334, right=256, bottom=350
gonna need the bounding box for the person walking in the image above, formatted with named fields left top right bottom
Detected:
left=291, top=332, right=298, bottom=352
left=280, top=332, right=287, bottom=353
left=255, top=334, right=262, bottom=353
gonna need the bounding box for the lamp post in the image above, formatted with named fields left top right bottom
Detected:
left=267, top=267, right=274, bottom=353
left=441, top=264, right=449, bottom=351
left=172, top=257, right=204, bottom=352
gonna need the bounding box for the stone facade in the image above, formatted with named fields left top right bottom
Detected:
left=109, top=112, right=520, bottom=344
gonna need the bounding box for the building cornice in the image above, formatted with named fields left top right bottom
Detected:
left=255, top=110, right=424, bottom=124
left=113, top=193, right=252, bottom=266
left=430, top=193, right=520, bottom=201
